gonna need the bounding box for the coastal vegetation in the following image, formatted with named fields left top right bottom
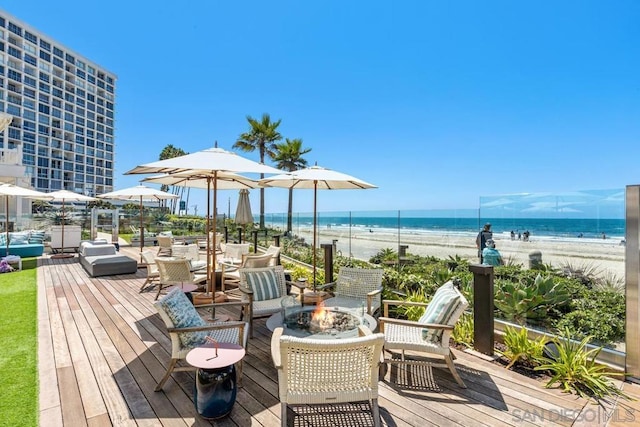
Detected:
left=277, top=238, right=626, bottom=400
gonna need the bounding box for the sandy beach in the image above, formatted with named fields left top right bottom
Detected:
left=290, top=226, right=626, bottom=279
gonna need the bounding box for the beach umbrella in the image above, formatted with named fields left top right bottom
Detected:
left=97, top=185, right=178, bottom=256
left=235, top=189, right=254, bottom=225
left=0, top=183, right=53, bottom=257
left=125, top=146, right=282, bottom=303
left=259, top=164, right=377, bottom=287
left=47, top=190, right=96, bottom=258
left=141, top=171, right=258, bottom=292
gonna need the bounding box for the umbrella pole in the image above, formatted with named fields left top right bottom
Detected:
left=313, top=181, right=317, bottom=290
left=211, top=171, right=227, bottom=321
left=51, top=199, right=74, bottom=258
left=140, top=196, right=144, bottom=256
left=206, top=177, right=211, bottom=294
left=61, top=200, right=65, bottom=254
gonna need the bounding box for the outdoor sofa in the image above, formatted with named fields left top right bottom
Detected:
left=0, top=230, right=46, bottom=257
left=79, top=240, right=137, bottom=277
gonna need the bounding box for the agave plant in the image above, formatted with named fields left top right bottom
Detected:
left=535, top=328, right=628, bottom=400
left=494, top=274, right=569, bottom=324
left=501, top=325, right=546, bottom=369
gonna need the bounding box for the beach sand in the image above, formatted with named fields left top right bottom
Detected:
left=291, top=227, right=626, bottom=279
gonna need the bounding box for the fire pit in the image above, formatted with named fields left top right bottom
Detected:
left=275, top=304, right=374, bottom=339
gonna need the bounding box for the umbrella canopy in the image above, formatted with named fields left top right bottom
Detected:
left=125, top=146, right=283, bottom=303
left=259, top=165, right=377, bottom=287
left=0, top=183, right=53, bottom=257
left=97, top=185, right=178, bottom=254
left=47, top=190, right=96, bottom=258
left=141, top=171, right=258, bottom=190
left=235, top=189, right=254, bottom=225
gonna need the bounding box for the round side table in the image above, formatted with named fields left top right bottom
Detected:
left=185, top=342, right=245, bottom=419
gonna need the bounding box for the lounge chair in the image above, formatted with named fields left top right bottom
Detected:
left=378, top=280, right=469, bottom=387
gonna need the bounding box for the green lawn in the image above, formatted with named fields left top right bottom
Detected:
left=0, top=258, right=38, bottom=427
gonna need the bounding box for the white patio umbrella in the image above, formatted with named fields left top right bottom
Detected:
left=259, top=165, right=377, bottom=287
left=47, top=190, right=96, bottom=258
left=235, top=189, right=254, bottom=225
left=0, top=183, right=53, bottom=257
left=141, top=171, right=258, bottom=190
left=125, top=146, right=282, bottom=303
left=97, top=185, right=178, bottom=256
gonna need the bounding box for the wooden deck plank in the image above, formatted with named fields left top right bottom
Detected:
left=38, top=257, right=62, bottom=415
left=38, top=251, right=623, bottom=427
left=57, top=366, right=88, bottom=427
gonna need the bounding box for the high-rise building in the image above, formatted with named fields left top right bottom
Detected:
left=0, top=10, right=116, bottom=197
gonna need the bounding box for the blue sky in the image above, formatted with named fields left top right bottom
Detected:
left=4, top=1, right=639, bottom=216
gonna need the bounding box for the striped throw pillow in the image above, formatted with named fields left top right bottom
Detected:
left=419, top=282, right=465, bottom=343
left=244, top=270, right=281, bottom=301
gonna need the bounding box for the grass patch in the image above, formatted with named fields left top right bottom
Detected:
left=0, top=261, right=38, bottom=426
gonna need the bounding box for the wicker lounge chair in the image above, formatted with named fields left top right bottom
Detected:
left=378, top=280, right=469, bottom=387
left=233, top=265, right=305, bottom=338
left=271, top=325, right=384, bottom=427
left=155, top=258, right=207, bottom=300
left=140, top=250, right=160, bottom=291
left=153, top=287, right=249, bottom=391
left=319, top=267, right=384, bottom=316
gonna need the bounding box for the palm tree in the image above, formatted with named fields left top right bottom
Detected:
left=233, top=113, right=283, bottom=228
left=273, top=138, right=311, bottom=235
left=158, top=144, right=187, bottom=213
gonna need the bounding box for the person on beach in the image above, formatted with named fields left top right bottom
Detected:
left=482, top=239, right=504, bottom=266
left=476, top=223, right=493, bottom=262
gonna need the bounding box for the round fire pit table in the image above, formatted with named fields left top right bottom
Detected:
left=266, top=306, right=377, bottom=339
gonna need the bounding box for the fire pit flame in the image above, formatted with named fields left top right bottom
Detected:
left=284, top=304, right=361, bottom=336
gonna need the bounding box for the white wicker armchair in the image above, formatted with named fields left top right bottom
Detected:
left=319, top=267, right=384, bottom=316
left=155, top=258, right=207, bottom=300
left=154, top=287, right=249, bottom=391
left=140, top=250, right=159, bottom=291
left=234, top=265, right=305, bottom=337
left=221, top=253, right=274, bottom=291
left=379, top=280, right=469, bottom=388
left=171, top=243, right=206, bottom=271
left=271, top=325, right=384, bottom=427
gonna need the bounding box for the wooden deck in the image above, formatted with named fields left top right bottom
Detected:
left=37, top=247, right=640, bottom=426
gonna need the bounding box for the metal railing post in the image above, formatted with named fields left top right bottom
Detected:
left=321, top=243, right=333, bottom=284
left=251, top=230, right=258, bottom=253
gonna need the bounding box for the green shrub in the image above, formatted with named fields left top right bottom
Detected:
left=553, top=290, right=625, bottom=345
left=452, top=312, right=474, bottom=348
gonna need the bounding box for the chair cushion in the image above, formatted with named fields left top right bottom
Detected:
left=9, top=234, right=29, bottom=245
left=157, top=288, right=207, bottom=348
left=419, top=282, right=465, bottom=343
left=244, top=269, right=281, bottom=301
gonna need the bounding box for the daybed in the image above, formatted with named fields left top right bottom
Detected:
left=0, top=230, right=45, bottom=257
left=79, top=240, right=138, bottom=277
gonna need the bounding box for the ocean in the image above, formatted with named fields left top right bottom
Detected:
left=265, top=213, right=626, bottom=241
